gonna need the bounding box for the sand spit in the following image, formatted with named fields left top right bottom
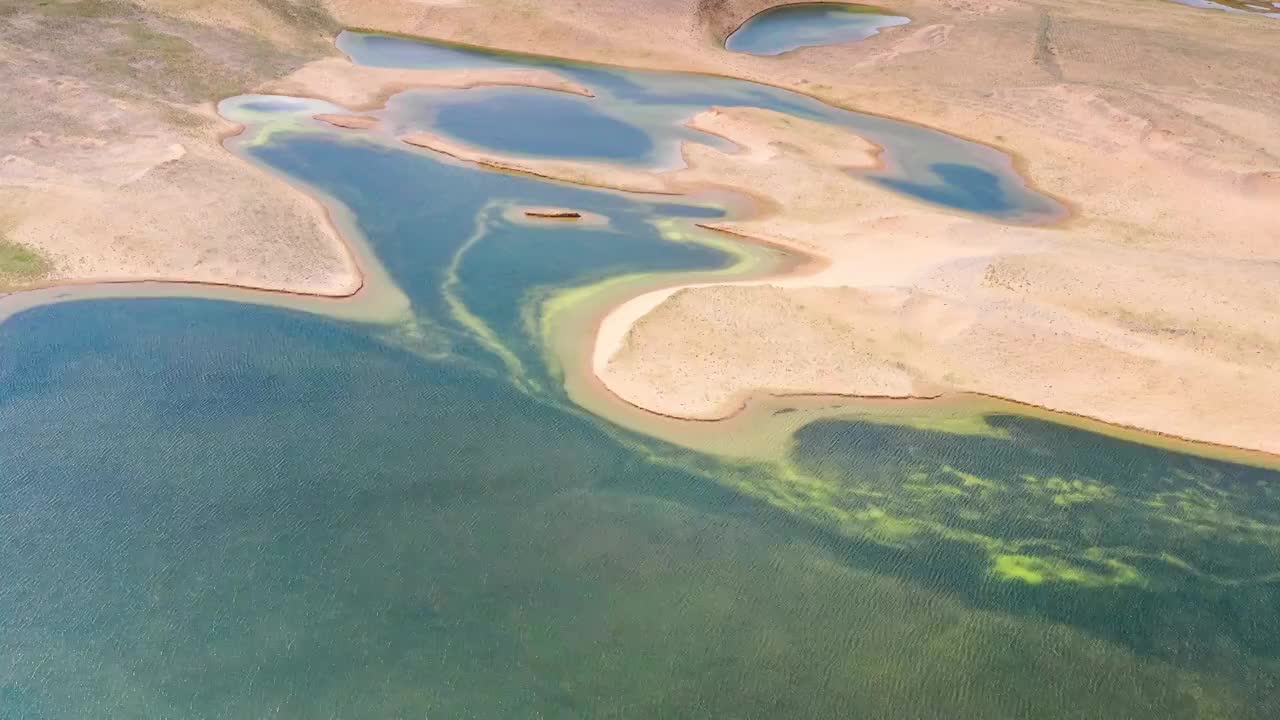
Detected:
left=262, top=57, right=594, bottom=111
left=687, top=106, right=883, bottom=170
left=314, top=113, right=380, bottom=129
left=400, top=131, right=676, bottom=194
left=398, top=103, right=884, bottom=203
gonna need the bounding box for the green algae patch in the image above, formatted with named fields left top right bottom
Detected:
left=439, top=203, right=539, bottom=392
left=991, top=553, right=1145, bottom=588
left=944, top=465, right=999, bottom=490
left=1022, top=474, right=1115, bottom=507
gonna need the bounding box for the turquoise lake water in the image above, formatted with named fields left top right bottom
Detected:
left=725, top=3, right=911, bottom=55
left=2, top=30, right=1279, bottom=719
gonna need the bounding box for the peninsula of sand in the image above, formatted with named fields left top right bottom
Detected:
left=3, top=0, right=1279, bottom=456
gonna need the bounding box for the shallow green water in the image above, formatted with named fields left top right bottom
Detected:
left=2, top=31, right=1279, bottom=719
left=725, top=3, right=911, bottom=55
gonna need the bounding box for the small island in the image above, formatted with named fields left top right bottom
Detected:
left=523, top=207, right=583, bottom=219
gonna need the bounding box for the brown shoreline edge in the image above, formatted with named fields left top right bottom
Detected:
left=2, top=31, right=1271, bottom=470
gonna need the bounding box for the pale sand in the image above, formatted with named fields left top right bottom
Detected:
left=263, top=57, right=593, bottom=111
left=400, top=132, right=676, bottom=194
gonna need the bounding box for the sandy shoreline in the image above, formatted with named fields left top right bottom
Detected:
left=6, top=0, right=1279, bottom=464
left=574, top=221, right=1280, bottom=469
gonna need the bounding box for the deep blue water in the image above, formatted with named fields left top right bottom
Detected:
left=429, top=89, right=655, bottom=163
left=725, top=3, right=911, bottom=56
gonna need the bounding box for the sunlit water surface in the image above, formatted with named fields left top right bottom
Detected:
left=2, top=31, right=1279, bottom=719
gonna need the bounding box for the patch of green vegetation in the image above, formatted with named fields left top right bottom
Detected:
left=0, top=235, right=52, bottom=288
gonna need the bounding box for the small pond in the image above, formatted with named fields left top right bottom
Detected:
left=725, top=3, right=910, bottom=56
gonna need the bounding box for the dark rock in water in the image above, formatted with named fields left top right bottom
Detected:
left=524, top=207, right=583, bottom=219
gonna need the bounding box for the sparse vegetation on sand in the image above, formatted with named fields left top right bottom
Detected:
left=0, top=234, right=51, bottom=289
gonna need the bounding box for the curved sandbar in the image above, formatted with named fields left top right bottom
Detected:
left=260, top=57, right=594, bottom=112
left=314, top=113, right=379, bottom=129
left=400, top=131, right=676, bottom=195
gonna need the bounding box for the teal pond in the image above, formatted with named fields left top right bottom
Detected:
left=725, top=3, right=911, bottom=55
left=2, top=30, right=1279, bottom=719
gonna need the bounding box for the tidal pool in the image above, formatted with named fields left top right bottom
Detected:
left=725, top=3, right=911, bottom=55
left=2, top=30, right=1279, bottom=719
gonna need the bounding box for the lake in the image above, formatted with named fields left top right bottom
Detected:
left=1, top=30, right=1277, bottom=719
